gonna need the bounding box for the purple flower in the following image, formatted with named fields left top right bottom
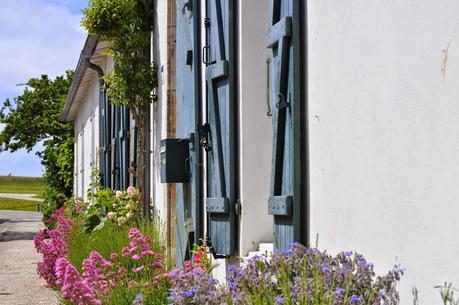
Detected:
left=275, top=296, right=284, bottom=304
left=345, top=250, right=353, bottom=257
left=185, top=289, right=197, bottom=297
left=365, top=262, right=374, bottom=270
left=395, top=266, right=406, bottom=275
left=334, top=288, right=345, bottom=296
left=357, top=257, right=367, bottom=267
left=322, top=265, right=330, bottom=273
left=350, top=294, right=361, bottom=303
left=132, top=293, right=144, bottom=305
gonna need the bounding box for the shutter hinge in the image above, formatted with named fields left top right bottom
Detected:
left=235, top=199, right=242, bottom=215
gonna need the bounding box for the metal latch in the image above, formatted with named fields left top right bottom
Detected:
left=198, top=123, right=212, bottom=151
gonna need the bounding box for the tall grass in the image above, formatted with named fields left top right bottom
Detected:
left=65, top=218, right=170, bottom=304
left=67, top=219, right=164, bottom=271
left=0, top=176, right=45, bottom=194
left=0, top=197, right=37, bottom=211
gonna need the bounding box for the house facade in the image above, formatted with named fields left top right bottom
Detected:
left=62, top=1, right=459, bottom=304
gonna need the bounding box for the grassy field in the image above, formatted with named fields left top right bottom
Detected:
left=0, top=176, right=45, bottom=195
left=0, top=197, right=38, bottom=211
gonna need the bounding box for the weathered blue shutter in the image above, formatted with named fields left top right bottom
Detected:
left=267, top=0, right=302, bottom=250
left=175, top=0, right=202, bottom=265
left=112, top=105, right=121, bottom=190
left=119, top=106, right=130, bottom=190
left=101, top=91, right=111, bottom=188
left=205, top=0, right=236, bottom=257
left=130, top=117, right=138, bottom=187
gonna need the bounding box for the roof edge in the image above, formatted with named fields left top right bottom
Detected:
left=60, top=35, right=99, bottom=122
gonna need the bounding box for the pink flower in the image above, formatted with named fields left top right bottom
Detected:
left=127, top=186, right=136, bottom=197
left=54, top=258, right=101, bottom=305
left=142, top=250, right=155, bottom=257
left=121, top=247, right=130, bottom=257
left=110, top=253, right=118, bottom=260
left=148, top=262, right=164, bottom=269
left=34, top=208, right=72, bottom=286
left=133, top=266, right=145, bottom=273
left=193, top=249, right=205, bottom=264
left=132, top=254, right=143, bottom=260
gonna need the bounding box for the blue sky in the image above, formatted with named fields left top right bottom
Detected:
left=0, top=0, right=88, bottom=177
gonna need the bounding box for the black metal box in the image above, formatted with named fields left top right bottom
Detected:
left=160, top=138, right=190, bottom=183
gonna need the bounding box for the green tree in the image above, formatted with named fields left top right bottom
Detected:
left=82, top=0, right=156, bottom=217
left=0, top=72, right=74, bottom=221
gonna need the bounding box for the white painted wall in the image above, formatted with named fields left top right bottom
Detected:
left=238, top=0, right=273, bottom=256
left=73, top=72, right=102, bottom=200
left=151, top=0, right=170, bottom=222
left=308, top=1, right=459, bottom=303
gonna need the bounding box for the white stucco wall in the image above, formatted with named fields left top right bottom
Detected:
left=151, top=0, right=170, bottom=222
left=238, top=0, right=273, bottom=256
left=308, top=1, right=459, bottom=303
left=73, top=68, right=104, bottom=200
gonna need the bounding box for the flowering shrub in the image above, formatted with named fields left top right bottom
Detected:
left=55, top=257, right=102, bottom=305
left=34, top=207, right=73, bottom=286
left=191, top=239, right=213, bottom=272
left=168, top=268, right=229, bottom=304
left=107, top=186, right=138, bottom=226
left=83, top=186, right=139, bottom=232
left=35, top=206, right=170, bottom=304
left=168, top=243, right=403, bottom=305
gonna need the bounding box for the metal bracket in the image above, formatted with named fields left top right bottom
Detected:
left=235, top=199, right=242, bottom=215
left=206, top=198, right=229, bottom=214
left=198, top=123, right=212, bottom=151
left=268, top=196, right=293, bottom=216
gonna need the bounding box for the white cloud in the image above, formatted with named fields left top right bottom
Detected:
left=0, top=0, right=87, bottom=176
left=0, top=0, right=87, bottom=94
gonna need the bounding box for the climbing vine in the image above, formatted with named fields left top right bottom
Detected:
left=82, top=0, right=156, bottom=216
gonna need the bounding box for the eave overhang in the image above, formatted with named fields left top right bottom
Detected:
left=60, top=35, right=110, bottom=122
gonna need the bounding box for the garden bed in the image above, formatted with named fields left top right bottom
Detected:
left=33, top=186, right=405, bottom=305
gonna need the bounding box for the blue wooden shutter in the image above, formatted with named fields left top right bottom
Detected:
left=119, top=106, right=130, bottom=190
left=101, top=90, right=111, bottom=188
left=267, top=0, right=303, bottom=250
left=175, top=0, right=202, bottom=265
left=112, top=105, right=121, bottom=190
left=205, top=0, right=236, bottom=257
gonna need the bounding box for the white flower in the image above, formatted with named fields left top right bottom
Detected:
left=117, top=217, right=126, bottom=226
left=115, top=191, right=123, bottom=199
left=126, top=212, right=132, bottom=219
left=107, top=212, right=116, bottom=220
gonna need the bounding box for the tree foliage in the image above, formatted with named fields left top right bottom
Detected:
left=82, top=0, right=157, bottom=216
left=0, top=72, right=73, bottom=152
left=0, top=72, right=74, bottom=221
